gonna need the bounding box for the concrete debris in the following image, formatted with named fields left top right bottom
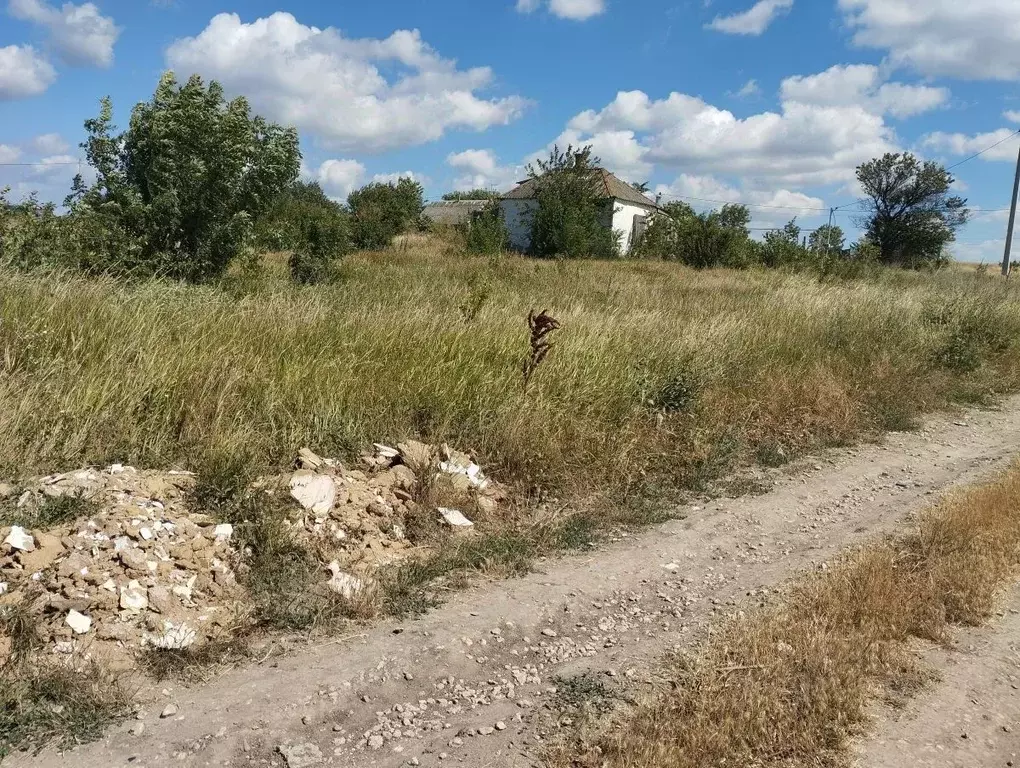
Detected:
left=326, top=562, right=364, bottom=599
left=289, top=472, right=336, bottom=516
left=160, top=703, right=179, bottom=718
left=65, top=610, right=92, bottom=635
left=145, top=621, right=198, bottom=650
left=4, top=526, right=34, bottom=552
left=278, top=742, right=324, bottom=768
left=0, top=440, right=500, bottom=661
left=438, top=508, right=474, bottom=530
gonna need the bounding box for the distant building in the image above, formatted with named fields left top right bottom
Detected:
left=499, top=168, right=659, bottom=255
left=422, top=200, right=490, bottom=228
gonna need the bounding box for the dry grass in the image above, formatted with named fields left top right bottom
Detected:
left=1, top=246, right=1018, bottom=510
left=552, top=463, right=1020, bottom=768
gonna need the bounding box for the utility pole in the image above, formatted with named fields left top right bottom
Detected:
left=1002, top=146, right=1020, bottom=277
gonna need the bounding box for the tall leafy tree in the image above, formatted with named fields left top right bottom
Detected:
left=441, top=189, right=502, bottom=201
left=69, top=72, right=301, bottom=281
left=855, top=153, right=969, bottom=268
left=526, top=145, right=620, bottom=259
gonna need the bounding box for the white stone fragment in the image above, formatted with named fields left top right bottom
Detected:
left=120, top=580, right=148, bottom=612
left=4, top=526, right=34, bottom=552
left=438, top=507, right=474, bottom=529
left=145, top=621, right=197, bottom=650
left=213, top=523, right=233, bottom=540
left=326, top=562, right=364, bottom=599
left=289, top=472, right=336, bottom=516
left=66, top=610, right=92, bottom=635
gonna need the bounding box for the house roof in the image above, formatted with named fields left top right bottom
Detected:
left=422, top=200, right=490, bottom=226
left=502, top=168, right=658, bottom=209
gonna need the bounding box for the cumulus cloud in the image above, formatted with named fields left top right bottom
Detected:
left=447, top=149, right=521, bottom=191
left=562, top=86, right=898, bottom=188
left=780, top=64, right=948, bottom=119
left=839, top=0, right=1020, bottom=80
left=371, top=171, right=427, bottom=186
left=311, top=158, right=366, bottom=201
left=0, top=44, right=56, bottom=98
left=29, top=132, right=69, bottom=155
left=731, top=79, right=761, bottom=99
left=0, top=144, right=22, bottom=164
left=516, top=0, right=605, bottom=20
left=1005, top=110, right=1020, bottom=124
left=707, top=0, right=793, bottom=36
left=166, top=13, right=529, bottom=154
left=8, top=0, right=120, bottom=68
left=922, top=129, right=1020, bottom=163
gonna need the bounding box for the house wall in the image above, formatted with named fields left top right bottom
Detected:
left=499, top=197, right=655, bottom=255
left=612, top=201, right=656, bottom=254
left=499, top=199, right=538, bottom=252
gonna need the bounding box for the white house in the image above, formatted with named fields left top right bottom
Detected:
left=499, top=168, right=659, bottom=255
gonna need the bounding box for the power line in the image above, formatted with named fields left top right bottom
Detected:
left=0, top=161, right=79, bottom=167
left=670, top=194, right=829, bottom=212
left=946, top=130, right=1020, bottom=171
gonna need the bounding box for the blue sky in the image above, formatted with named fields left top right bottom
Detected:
left=2, top=0, right=1020, bottom=261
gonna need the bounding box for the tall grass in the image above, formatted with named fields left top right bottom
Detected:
left=1, top=247, right=1018, bottom=501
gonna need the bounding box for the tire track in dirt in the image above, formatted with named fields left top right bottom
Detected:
left=15, top=398, right=1020, bottom=768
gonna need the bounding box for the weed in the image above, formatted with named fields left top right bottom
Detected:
left=138, top=634, right=253, bottom=682
left=0, top=491, right=99, bottom=529
left=458, top=273, right=492, bottom=322
left=522, top=309, right=561, bottom=390
left=0, top=661, right=130, bottom=758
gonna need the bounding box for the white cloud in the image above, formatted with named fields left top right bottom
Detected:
left=563, top=87, right=898, bottom=188
left=780, top=64, right=948, bottom=119
left=654, top=174, right=826, bottom=228
left=0, top=44, right=56, bottom=98
left=1005, top=110, right=1020, bottom=124
left=732, top=79, right=761, bottom=98
left=516, top=0, right=605, bottom=20
left=30, top=132, right=69, bottom=154
left=707, top=0, right=793, bottom=36
left=923, top=129, right=1020, bottom=162
left=166, top=12, right=529, bottom=154
left=8, top=0, right=120, bottom=68
left=839, top=0, right=1020, bottom=81
left=312, top=158, right=365, bottom=201
left=26, top=153, right=78, bottom=178
left=447, top=149, right=521, bottom=191
left=0, top=144, right=21, bottom=164
left=372, top=171, right=427, bottom=185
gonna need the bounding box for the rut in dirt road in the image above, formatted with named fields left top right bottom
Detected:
left=13, top=398, right=1020, bottom=768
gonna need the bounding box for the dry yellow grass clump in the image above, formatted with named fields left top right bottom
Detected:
left=0, top=246, right=1018, bottom=505
left=552, top=464, right=1020, bottom=768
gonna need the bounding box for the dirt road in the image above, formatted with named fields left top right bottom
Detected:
left=14, top=398, right=1020, bottom=768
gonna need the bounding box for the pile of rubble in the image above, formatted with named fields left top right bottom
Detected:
left=0, top=465, right=240, bottom=664
left=282, top=441, right=503, bottom=576
left=0, top=441, right=502, bottom=663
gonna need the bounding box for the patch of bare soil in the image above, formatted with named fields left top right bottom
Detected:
left=854, top=588, right=1020, bottom=768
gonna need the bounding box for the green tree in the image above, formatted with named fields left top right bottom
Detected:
left=348, top=177, right=425, bottom=249
left=525, top=145, right=620, bottom=259
left=71, top=72, right=301, bottom=281
left=716, top=203, right=751, bottom=235
left=441, top=189, right=502, bottom=201
left=809, top=224, right=845, bottom=254
left=856, top=153, right=969, bottom=268
left=759, top=219, right=808, bottom=268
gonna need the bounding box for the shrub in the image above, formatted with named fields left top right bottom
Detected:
left=348, top=178, right=425, bottom=250
left=255, top=181, right=351, bottom=258
left=462, top=201, right=509, bottom=255
left=66, top=72, right=300, bottom=282
left=634, top=201, right=752, bottom=268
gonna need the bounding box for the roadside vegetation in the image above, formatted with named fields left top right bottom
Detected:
left=550, top=461, right=1020, bottom=768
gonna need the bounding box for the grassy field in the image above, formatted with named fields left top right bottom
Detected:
left=550, top=460, right=1020, bottom=768
left=2, top=240, right=1019, bottom=508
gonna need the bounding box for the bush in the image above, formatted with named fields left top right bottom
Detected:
left=255, top=181, right=351, bottom=257
left=462, top=201, right=509, bottom=255
left=0, top=191, right=63, bottom=271
left=65, top=72, right=300, bottom=282
left=348, top=177, right=425, bottom=250
left=633, top=201, right=752, bottom=268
